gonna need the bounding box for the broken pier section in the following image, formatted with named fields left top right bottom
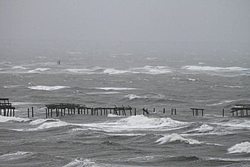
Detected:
left=45, top=103, right=135, bottom=118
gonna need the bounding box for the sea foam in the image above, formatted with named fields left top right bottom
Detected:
left=228, top=142, right=250, bottom=154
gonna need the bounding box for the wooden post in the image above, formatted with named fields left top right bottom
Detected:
left=201, top=109, right=204, bottom=116
left=222, top=109, right=225, bottom=117
left=134, top=108, right=136, bottom=115
left=174, top=108, right=177, bottom=115
left=45, top=108, right=48, bottom=118
left=13, top=109, right=15, bottom=117
left=163, top=108, right=165, bottom=114
left=32, top=107, right=34, bottom=117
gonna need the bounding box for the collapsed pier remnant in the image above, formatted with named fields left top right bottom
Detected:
left=45, top=103, right=135, bottom=118
left=0, top=98, right=15, bottom=117
left=191, top=108, right=204, bottom=116
left=231, top=104, right=250, bottom=117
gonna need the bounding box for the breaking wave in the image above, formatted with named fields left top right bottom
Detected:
left=81, top=115, right=189, bottom=132
left=0, top=115, right=30, bottom=123
left=0, top=151, right=33, bottom=161
left=228, top=142, right=250, bottom=154
left=62, top=158, right=100, bottom=167
left=188, top=124, right=214, bottom=133
left=156, top=133, right=203, bottom=145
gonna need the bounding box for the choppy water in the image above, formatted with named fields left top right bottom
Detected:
left=1, top=48, right=250, bottom=167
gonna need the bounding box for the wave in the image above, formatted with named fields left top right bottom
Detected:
left=12, top=66, right=28, bottom=70
left=86, top=91, right=120, bottom=95
left=187, top=124, right=214, bottom=133
left=4, top=85, right=21, bottom=89
left=131, top=66, right=172, bottom=75
left=95, top=87, right=136, bottom=91
left=215, top=119, right=250, bottom=130
left=82, top=115, right=189, bottom=132
left=0, top=151, right=33, bottom=161
left=125, top=93, right=165, bottom=100
left=156, top=133, right=203, bottom=145
left=28, top=85, right=69, bottom=91
left=124, top=94, right=186, bottom=104
left=0, top=115, right=30, bottom=123
left=103, top=68, right=129, bottom=75
left=62, top=158, right=99, bottom=167
left=206, top=100, right=236, bottom=106
left=65, top=66, right=104, bottom=75
left=228, top=141, right=250, bottom=154
left=182, top=65, right=249, bottom=76
left=183, top=65, right=248, bottom=72
left=29, top=118, right=58, bottom=125
left=28, top=68, right=50, bottom=73
left=14, top=119, right=68, bottom=131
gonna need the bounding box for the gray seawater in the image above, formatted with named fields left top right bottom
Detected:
left=1, top=47, right=250, bottom=167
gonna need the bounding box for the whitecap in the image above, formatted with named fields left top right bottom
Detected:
left=81, top=115, right=189, bottom=132
left=124, top=94, right=165, bottom=100
left=188, top=124, right=214, bottom=133
left=11, top=66, right=28, bottom=70
left=95, top=87, right=136, bottom=91
left=0, top=115, right=30, bottom=123
left=182, top=65, right=248, bottom=72
left=29, top=118, right=57, bottom=125
left=103, top=68, right=129, bottom=75
left=86, top=91, right=120, bottom=95
left=28, top=85, right=69, bottom=91
left=228, top=141, right=250, bottom=154
left=132, top=66, right=172, bottom=75
left=156, top=133, right=203, bottom=145
left=62, top=158, right=98, bottom=167
left=206, top=100, right=236, bottom=106
left=0, top=151, right=32, bottom=161
left=107, top=114, right=125, bottom=117
left=28, top=68, right=50, bottom=73
left=27, top=120, right=68, bottom=131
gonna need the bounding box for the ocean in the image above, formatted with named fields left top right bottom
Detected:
left=1, top=45, right=250, bottom=167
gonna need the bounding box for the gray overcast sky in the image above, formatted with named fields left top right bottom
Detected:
left=1, top=0, right=250, bottom=44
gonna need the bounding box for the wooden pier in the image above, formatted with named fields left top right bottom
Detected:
left=45, top=103, right=135, bottom=118
left=0, top=98, right=15, bottom=117
left=231, top=104, right=250, bottom=117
